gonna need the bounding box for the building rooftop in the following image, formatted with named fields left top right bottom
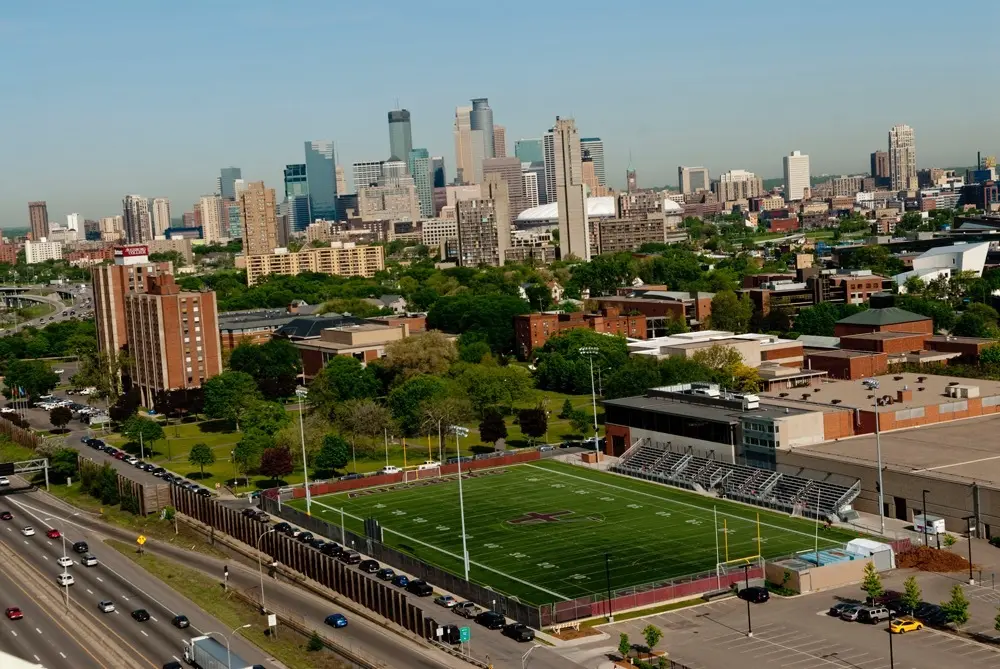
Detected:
left=926, top=335, right=997, bottom=346
left=836, top=307, right=930, bottom=327
left=840, top=331, right=925, bottom=341
left=796, top=335, right=841, bottom=349
left=274, top=315, right=363, bottom=339
left=605, top=393, right=817, bottom=421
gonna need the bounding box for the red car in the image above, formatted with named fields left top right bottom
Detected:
left=46, top=529, right=61, bottom=539
left=114, top=452, right=127, bottom=460
left=5, top=607, right=22, bottom=620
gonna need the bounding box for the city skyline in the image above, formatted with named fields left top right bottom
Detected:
left=1, top=0, right=995, bottom=223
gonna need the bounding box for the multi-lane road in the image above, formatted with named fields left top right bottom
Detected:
left=1, top=283, right=92, bottom=336
left=0, top=484, right=277, bottom=669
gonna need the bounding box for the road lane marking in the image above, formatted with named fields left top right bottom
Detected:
left=96, top=577, right=103, bottom=582
left=140, top=630, right=148, bottom=637
left=10, top=630, right=16, bottom=637
left=86, top=589, right=93, bottom=595
left=42, top=554, right=48, bottom=559
left=59, top=652, right=66, bottom=659
left=35, top=627, right=42, bottom=634
left=121, top=595, right=129, bottom=601
left=150, top=616, right=157, bottom=622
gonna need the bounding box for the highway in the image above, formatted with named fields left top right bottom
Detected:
left=1, top=284, right=92, bottom=336
left=0, top=487, right=278, bottom=669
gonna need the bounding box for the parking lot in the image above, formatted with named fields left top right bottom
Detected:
left=557, top=583, right=1000, bottom=669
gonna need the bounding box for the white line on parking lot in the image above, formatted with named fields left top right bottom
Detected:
left=140, top=630, right=148, bottom=637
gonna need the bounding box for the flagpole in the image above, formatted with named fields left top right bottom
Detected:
left=724, top=518, right=729, bottom=563
left=714, top=506, right=721, bottom=588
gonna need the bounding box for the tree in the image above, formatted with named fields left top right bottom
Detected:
left=708, top=290, right=753, bottom=333
left=426, top=293, right=531, bottom=354
left=202, top=371, right=262, bottom=429
left=314, top=435, right=350, bottom=476
left=259, top=447, right=293, bottom=484
left=228, top=339, right=302, bottom=398
left=533, top=329, right=630, bottom=395
left=478, top=409, right=507, bottom=446
left=518, top=406, right=548, bottom=444
left=307, top=356, right=379, bottom=419
left=982, top=344, right=1000, bottom=366
left=994, top=603, right=1000, bottom=634
left=617, top=633, right=631, bottom=663
left=383, top=331, right=458, bottom=382
left=122, top=416, right=165, bottom=456
left=241, top=400, right=291, bottom=436
left=109, top=387, right=141, bottom=423
left=232, top=432, right=270, bottom=485
left=188, top=443, right=216, bottom=478
left=861, top=562, right=883, bottom=604
left=459, top=363, right=533, bottom=417
left=96, top=463, right=120, bottom=505
left=941, top=583, right=970, bottom=627
left=457, top=333, right=492, bottom=364
left=641, top=624, right=662, bottom=661
left=307, top=631, right=324, bottom=652
left=569, top=409, right=593, bottom=436
left=558, top=399, right=574, bottom=419
left=336, top=399, right=395, bottom=456
left=387, top=375, right=453, bottom=435
left=3, top=359, right=59, bottom=400
left=901, top=575, right=922, bottom=615
left=49, top=406, right=72, bottom=431
left=48, top=448, right=79, bottom=485
left=953, top=310, right=999, bottom=338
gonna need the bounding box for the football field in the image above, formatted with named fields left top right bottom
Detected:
left=288, top=459, right=860, bottom=606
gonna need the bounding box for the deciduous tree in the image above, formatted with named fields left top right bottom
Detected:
left=203, top=371, right=262, bottom=430
left=3, top=359, right=59, bottom=400
left=188, top=442, right=216, bottom=478
left=241, top=400, right=291, bottom=436
left=49, top=406, right=72, bottom=431
left=641, top=624, right=662, bottom=661
left=336, top=399, right=395, bottom=456
left=478, top=409, right=507, bottom=446
left=941, top=583, right=970, bottom=627
left=388, top=375, right=453, bottom=436
left=901, top=575, right=922, bottom=615
left=314, top=434, right=350, bottom=476
left=382, top=331, right=458, bottom=381
left=307, top=356, right=379, bottom=419
left=861, top=562, right=884, bottom=604
left=707, top=290, right=753, bottom=333
left=259, top=447, right=293, bottom=484
left=518, top=406, right=547, bottom=444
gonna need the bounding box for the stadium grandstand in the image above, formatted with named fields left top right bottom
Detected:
left=611, top=438, right=861, bottom=522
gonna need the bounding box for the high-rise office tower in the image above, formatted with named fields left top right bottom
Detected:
left=870, top=150, right=890, bottom=187
left=493, top=126, right=507, bottom=158
left=456, top=173, right=510, bottom=267
left=198, top=195, right=226, bottom=243
left=219, top=167, right=242, bottom=200
left=151, top=198, right=171, bottom=237
left=239, top=182, right=278, bottom=255
left=482, top=158, right=527, bottom=217
left=580, top=138, right=606, bottom=186
left=388, top=110, right=413, bottom=162
left=549, top=117, right=588, bottom=261
left=335, top=165, right=348, bottom=195
left=470, top=98, right=495, bottom=159
left=353, top=161, right=385, bottom=191
left=283, top=164, right=312, bottom=231
left=522, top=170, right=540, bottom=209
left=782, top=150, right=810, bottom=201
left=522, top=162, right=547, bottom=205
left=678, top=166, right=711, bottom=194
left=304, top=140, right=338, bottom=221
left=888, top=125, right=917, bottom=191
left=626, top=169, right=638, bottom=193
left=713, top=170, right=764, bottom=202
left=66, top=213, right=81, bottom=232
left=453, top=106, right=486, bottom=184
left=214, top=177, right=222, bottom=197
left=28, top=201, right=49, bottom=241
left=226, top=202, right=242, bottom=239
left=431, top=157, right=446, bottom=188
left=408, top=149, right=435, bottom=218
left=123, top=195, right=153, bottom=244
left=515, top=139, right=544, bottom=164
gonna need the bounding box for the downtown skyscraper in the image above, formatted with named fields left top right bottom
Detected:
left=304, top=140, right=338, bottom=221
left=122, top=195, right=152, bottom=244
left=219, top=167, right=242, bottom=200
left=889, top=124, right=917, bottom=191
left=470, top=98, right=495, bottom=159
left=388, top=110, right=413, bottom=161
left=28, top=201, right=49, bottom=240
left=548, top=117, right=588, bottom=261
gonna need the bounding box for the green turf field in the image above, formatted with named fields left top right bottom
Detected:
left=287, top=460, right=861, bottom=606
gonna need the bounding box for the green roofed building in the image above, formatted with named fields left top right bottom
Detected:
left=834, top=294, right=932, bottom=337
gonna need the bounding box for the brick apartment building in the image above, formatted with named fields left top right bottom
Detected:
left=514, top=307, right=646, bottom=359
left=92, top=245, right=172, bottom=359
left=593, top=290, right=714, bottom=334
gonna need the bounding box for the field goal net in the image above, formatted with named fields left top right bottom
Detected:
left=404, top=467, right=440, bottom=483
left=715, top=555, right=764, bottom=582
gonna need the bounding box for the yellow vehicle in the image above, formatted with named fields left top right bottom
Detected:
left=890, top=617, right=923, bottom=634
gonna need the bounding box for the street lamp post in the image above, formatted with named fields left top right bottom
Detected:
left=256, top=529, right=275, bottom=612
left=743, top=564, right=753, bottom=638
left=207, top=624, right=251, bottom=669
left=963, top=515, right=976, bottom=585
left=604, top=552, right=614, bottom=623
left=887, top=623, right=895, bottom=668
left=452, top=425, right=471, bottom=581
left=863, top=379, right=885, bottom=535
left=296, top=387, right=311, bottom=516
left=922, top=489, right=930, bottom=548
left=579, top=347, right=600, bottom=449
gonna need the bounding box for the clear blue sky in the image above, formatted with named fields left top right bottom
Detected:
left=2, top=0, right=997, bottom=225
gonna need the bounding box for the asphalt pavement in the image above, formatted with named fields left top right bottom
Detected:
left=0, top=483, right=279, bottom=669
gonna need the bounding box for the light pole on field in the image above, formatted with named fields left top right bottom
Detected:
left=579, top=346, right=600, bottom=449
left=452, top=425, right=471, bottom=581
left=296, top=387, right=311, bottom=516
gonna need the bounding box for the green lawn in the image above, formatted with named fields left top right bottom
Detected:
left=287, top=460, right=861, bottom=606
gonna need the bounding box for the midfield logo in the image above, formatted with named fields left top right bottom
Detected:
left=507, top=510, right=573, bottom=525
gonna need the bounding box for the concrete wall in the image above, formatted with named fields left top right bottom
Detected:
left=777, top=411, right=827, bottom=449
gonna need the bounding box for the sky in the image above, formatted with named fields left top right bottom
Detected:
left=2, top=0, right=998, bottom=225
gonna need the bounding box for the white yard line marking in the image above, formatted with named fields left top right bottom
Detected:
left=310, top=499, right=571, bottom=600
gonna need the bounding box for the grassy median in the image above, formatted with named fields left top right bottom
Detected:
left=107, top=540, right=351, bottom=669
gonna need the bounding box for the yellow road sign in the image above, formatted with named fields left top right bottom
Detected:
left=136, top=535, right=146, bottom=545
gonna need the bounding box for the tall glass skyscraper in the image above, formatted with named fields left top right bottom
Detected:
left=388, top=110, right=413, bottom=162
left=226, top=202, right=242, bottom=239
left=470, top=98, right=495, bottom=158
left=284, top=164, right=313, bottom=232
left=219, top=167, right=242, bottom=200
left=304, top=141, right=338, bottom=221
left=515, top=139, right=544, bottom=164
left=408, top=149, right=434, bottom=218
left=431, top=157, right=446, bottom=188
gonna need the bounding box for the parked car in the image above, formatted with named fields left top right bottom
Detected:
left=475, top=610, right=505, bottom=630
left=358, top=559, right=380, bottom=574
left=434, top=595, right=457, bottom=608
left=502, top=623, right=535, bottom=642
left=454, top=601, right=478, bottom=618
left=325, top=613, right=348, bottom=629
left=151, top=467, right=166, bottom=477
left=406, top=580, right=433, bottom=597
left=840, top=604, right=864, bottom=622
left=828, top=602, right=858, bottom=617
left=890, top=617, right=923, bottom=634
left=375, top=568, right=395, bottom=581
left=338, top=551, right=362, bottom=565
left=321, top=543, right=342, bottom=557
left=309, top=538, right=326, bottom=550
left=437, top=624, right=461, bottom=645
left=738, top=586, right=769, bottom=603
left=378, top=465, right=401, bottom=475
left=858, top=606, right=891, bottom=624
left=296, top=532, right=315, bottom=544
left=391, top=574, right=410, bottom=588
left=273, top=522, right=293, bottom=535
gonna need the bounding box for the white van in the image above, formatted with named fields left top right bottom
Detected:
left=379, top=465, right=401, bottom=475
left=418, top=461, right=441, bottom=471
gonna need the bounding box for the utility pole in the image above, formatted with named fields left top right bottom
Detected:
left=579, top=347, right=600, bottom=449
left=452, top=426, right=471, bottom=581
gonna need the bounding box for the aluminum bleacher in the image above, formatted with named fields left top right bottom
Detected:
left=611, top=439, right=861, bottom=520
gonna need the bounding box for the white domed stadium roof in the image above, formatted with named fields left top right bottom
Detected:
left=517, top=195, right=682, bottom=222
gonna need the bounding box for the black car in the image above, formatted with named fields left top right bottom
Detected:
left=196, top=488, right=212, bottom=497
left=0, top=511, right=11, bottom=521
left=376, top=568, right=396, bottom=581
left=274, top=522, right=293, bottom=535
left=358, top=559, right=380, bottom=574
left=738, top=586, right=769, bottom=603
left=297, top=532, right=314, bottom=543
left=73, top=541, right=89, bottom=554
left=161, top=474, right=175, bottom=483
left=321, top=543, right=342, bottom=557
left=406, top=580, right=433, bottom=597
left=172, top=614, right=190, bottom=629
left=131, top=609, right=151, bottom=622
left=254, top=512, right=269, bottom=523
left=502, top=623, right=535, bottom=642
left=341, top=473, right=364, bottom=481
left=241, top=508, right=259, bottom=518
left=338, top=550, right=362, bottom=565
left=163, top=663, right=183, bottom=669
left=151, top=467, right=166, bottom=477
left=309, top=538, right=326, bottom=550
left=391, top=574, right=409, bottom=588
left=438, top=624, right=461, bottom=644
left=475, top=610, right=505, bottom=630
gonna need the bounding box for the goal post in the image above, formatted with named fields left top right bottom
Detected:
left=403, top=467, right=440, bottom=483
left=715, top=555, right=764, bottom=588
